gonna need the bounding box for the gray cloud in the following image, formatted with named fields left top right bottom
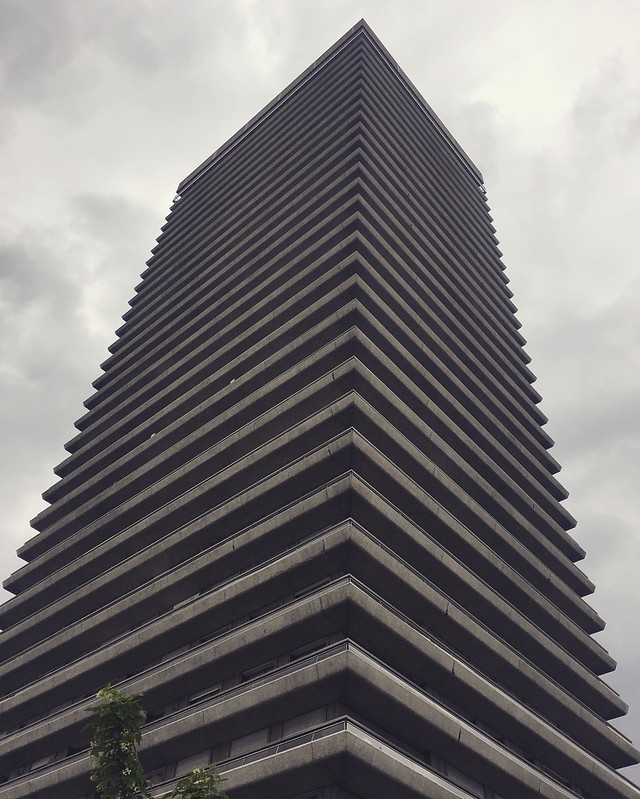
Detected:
left=0, top=0, right=79, bottom=107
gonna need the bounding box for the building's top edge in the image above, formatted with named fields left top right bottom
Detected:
left=358, top=20, right=483, bottom=185
left=177, top=19, right=483, bottom=196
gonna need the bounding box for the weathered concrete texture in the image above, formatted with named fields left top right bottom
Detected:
left=1, top=18, right=639, bottom=799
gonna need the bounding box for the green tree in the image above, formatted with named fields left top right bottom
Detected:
left=86, top=686, right=228, bottom=799
left=170, top=767, right=228, bottom=799
left=86, top=686, right=151, bottom=799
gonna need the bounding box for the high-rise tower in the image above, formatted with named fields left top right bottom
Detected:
left=1, top=20, right=638, bottom=799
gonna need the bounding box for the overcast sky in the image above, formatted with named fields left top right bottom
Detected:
left=1, top=0, right=639, bottom=782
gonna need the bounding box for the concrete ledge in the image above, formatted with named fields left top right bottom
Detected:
left=1, top=577, right=634, bottom=768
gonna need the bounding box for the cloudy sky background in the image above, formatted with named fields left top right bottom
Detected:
left=1, top=0, right=639, bottom=780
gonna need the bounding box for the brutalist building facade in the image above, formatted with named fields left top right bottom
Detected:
left=1, top=20, right=639, bottom=799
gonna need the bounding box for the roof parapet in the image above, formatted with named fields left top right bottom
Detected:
left=177, top=20, right=483, bottom=196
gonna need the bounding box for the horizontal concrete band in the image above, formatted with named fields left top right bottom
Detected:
left=41, top=256, right=551, bottom=520
left=0, top=517, right=614, bottom=725
left=30, top=283, right=574, bottom=566
left=86, top=155, right=543, bottom=450
left=99, top=181, right=528, bottom=425
left=0, top=495, right=607, bottom=734
left=4, top=396, right=594, bottom=643
left=127, top=95, right=508, bottom=358
left=0, top=566, right=630, bottom=767
left=1, top=645, right=637, bottom=799
left=151, top=32, right=496, bottom=305
left=0, top=468, right=605, bottom=712
left=15, top=330, right=576, bottom=586
left=59, top=239, right=558, bottom=508
left=122, top=117, right=519, bottom=386
left=176, top=23, right=483, bottom=192
left=0, top=721, right=501, bottom=799
left=12, top=368, right=595, bottom=636
left=3, top=506, right=605, bottom=712
left=352, top=68, right=522, bottom=337
left=94, top=134, right=524, bottom=412
left=38, top=269, right=552, bottom=537
left=84, top=183, right=537, bottom=440
left=14, top=415, right=588, bottom=647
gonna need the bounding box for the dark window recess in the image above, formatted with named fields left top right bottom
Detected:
left=147, top=766, right=167, bottom=786
left=200, top=623, right=232, bottom=644
left=187, top=684, right=223, bottom=705
left=247, top=598, right=282, bottom=620
left=293, top=577, right=332, bottom=601
left=240, top=660, right=277, bottom=683
left=289, top=639, right=328, bottom=661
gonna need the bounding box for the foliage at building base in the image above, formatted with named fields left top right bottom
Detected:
left=86, top=686, right=228, bottom=799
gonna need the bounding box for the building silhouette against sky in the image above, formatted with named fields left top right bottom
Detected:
left=1, top=19, right=639, bottom=799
